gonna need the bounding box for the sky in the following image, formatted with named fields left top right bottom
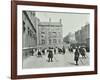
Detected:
left=36, top=11, right=89, bottom=38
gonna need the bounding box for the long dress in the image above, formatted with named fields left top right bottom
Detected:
left=74, top=50, right=79, bottom=61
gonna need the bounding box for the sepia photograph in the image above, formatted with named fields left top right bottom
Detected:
left=22, top=11, right=90, bottom=69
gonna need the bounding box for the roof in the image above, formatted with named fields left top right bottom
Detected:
left=38, top=22, right=62, bottom=27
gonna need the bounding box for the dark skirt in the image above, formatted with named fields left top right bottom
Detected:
left=74, top=56, right=79, bottom=61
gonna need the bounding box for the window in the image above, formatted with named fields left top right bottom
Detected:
left=23, top=21, right=26, bottom=33
left=52, top=32, right=57, bottom=37
left=41, top=32, right=45, bottom=34
left=53, top=39, right=57, bottom=44
left=59, top=39, right=61, bottom=43
left=30, top=30, right=32, bottom=37
left=32, top=12, right=35, bottom=16
left=48, top=32, right=51, bottom=38
left=49, top=39, right=51, bottom=44
left=28, top=27, right=32, bottom=38
left=41, top=39, right=45, bottom=44
left=41, top=32, right=45, bottom=38
left=41, top=35, right=44, bottom=38
left=28, top=27, right=30, bottom=35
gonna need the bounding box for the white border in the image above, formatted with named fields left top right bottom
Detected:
left=17, top=5, right=94, bottom=75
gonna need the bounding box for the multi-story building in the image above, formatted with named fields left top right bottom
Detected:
left=37, top=18, right=63, bottom=48
left=75, top=23, right=90, bottom=48
left=22, top=11, right=63, bottom=50
left=81, top=24, right=90, bottom=47
left=75, top=30, right=82, bottom=43
left=63, top=32, right=76, bottom=44
left=22, top=11, right=37, bottom=49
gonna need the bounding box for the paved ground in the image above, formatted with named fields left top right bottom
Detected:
left=23, top=49, right=89, bottom=69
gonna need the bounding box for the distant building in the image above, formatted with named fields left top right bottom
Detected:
left=37, top=18, right=63, bottom=48
left=63, top=32, right=76, bottom=44
left=81, top=24, right=90, bottom=47
left=75, top=23, right=90, bottom=47
left=75, top=30, right=82, bottom=43
left=22, top=11, right=37, bottom=49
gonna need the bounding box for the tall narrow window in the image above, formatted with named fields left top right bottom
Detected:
left=52, top=32, right=57, bottom=37
left=49, top=39, right=51, bottom=44
left=41, top=39, right=45, bottom=44
left=53, top=39, right=57, bottom=44
left=59, top=39, right=61, bottom=44
left=28, top=27, right=30, bottom=35
left=23, top=21, right=26, bottom=33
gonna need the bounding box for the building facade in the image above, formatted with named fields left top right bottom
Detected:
left=75, top=30, right=82, bottom=43
left=22, top=11, right=63, bottom=49
left=75, top=23, right=90, bottom=47
left=63, top=32, right=76, bottom=44
left=22, top=11, right=37, bottom=49
left=37, top=18, right=63, bottom=48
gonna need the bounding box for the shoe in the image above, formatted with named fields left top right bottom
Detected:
left=76, top=64, right=79, bottom=65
